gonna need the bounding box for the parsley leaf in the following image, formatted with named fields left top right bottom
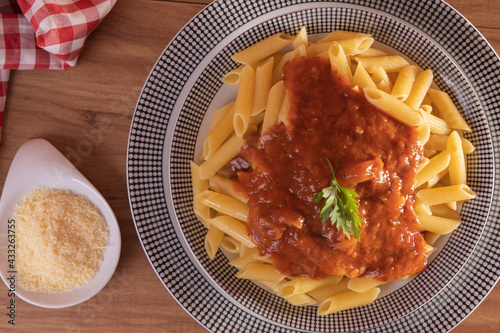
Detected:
left=314, top=156, right=362, bottom=241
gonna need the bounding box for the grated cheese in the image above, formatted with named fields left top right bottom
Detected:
left=13, top=186, right=109, bottom=293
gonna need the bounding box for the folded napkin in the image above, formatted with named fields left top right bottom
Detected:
left=0, top=0, right=116, bottom=139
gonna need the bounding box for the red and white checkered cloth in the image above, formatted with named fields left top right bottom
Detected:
left=0, top=0, right=116, bottom=139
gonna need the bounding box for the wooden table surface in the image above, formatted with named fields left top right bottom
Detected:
left=0, top=0, right=498, bottom=332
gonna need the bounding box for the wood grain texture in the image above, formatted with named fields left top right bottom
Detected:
left=0, top=1, right=498, bottom=332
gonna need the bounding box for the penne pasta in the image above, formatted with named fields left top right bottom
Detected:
left=235, top=262, right=286, bottom=282
left=261, top=80, right=285, bottom=134
left=209, top=215, right=256, bottom=249
left=209, top=174, right=247, bottom=203
left=416, top=184, right=476, bottom=206
left=231, top=32, right=294, bottom=65
left=307, top=277, right=350, bottom=303
left=251, top=57, right=274, bottom=116
left=415, top=149, right=451, bottom=188
left=202, top=102, right=235, bottom=160
left=190, top=162, right=210, bottom=228
left=405, top=69, right=433, bottom=110
left=363, top=87, right=423, bottom=126
left=424, top=232, right=441, bottom=247
left=347, top=277, right=384, bottom=292
left=427, top=89, right=471, bottom=132
left=329, top=42, right=353, bottom=83
left=199, top=134, right=245, bottom=179
left=390, top=65, right=419, bottom=101
left=293, top=26, right=309, bottom=49
left=222, top=66, right=244, bottom=85
left=205, top=225, right=225, bottom=259
left=233, top=65, right=256, bottom=137
left=417, top=213, right=461, bottom=234
left=220, top=235, right=242, bottom=254
left=197, top=190, right=249, bottom=222
left=354, top=55, right=409, bottom=73
left=278, top=276, right=342, bottom=298
left=317, top=288, right=380, bottom=315
left=447, top=131, right=467, bottom=185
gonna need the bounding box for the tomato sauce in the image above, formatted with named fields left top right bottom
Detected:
left=230, top=57, right=427, bottom=282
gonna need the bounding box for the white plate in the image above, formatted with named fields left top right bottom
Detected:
left=128, top=1, right=500, bottom=332
left=0, top=138, right=121, bottom=308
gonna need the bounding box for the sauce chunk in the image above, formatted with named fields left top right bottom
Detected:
left=231, top=57, right=427, bottom=282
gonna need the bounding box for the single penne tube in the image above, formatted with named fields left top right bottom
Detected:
left=209, top=215, right=256, bottom=248
left=329, top=42, right=353, bottom=83
left=419, top=110, right=452, bottom=135
left=427, top=88, right=471, bottom=132
left=284, top=293, right=317, bottom=307
left=354, top=55, right=409, bottom=73
left=203, top=103, right=235, bottom=160
left=390, top=65, right=419, bottom=101
left=405, top=69, right=433, bottom=110
left=278, top=276, right=342, bottom=297
left=190, top=162, right=210, bottom=228
left=318, top=30, right=371, bottom=42
left=205, top=225, right=225, bottom=259
left=417, top=213, right=461, bottom=234
left=363, top=87, right=423, bottom=126
left=278, top=90, right=291, bottom=127
left=353, top=61, right=377, bottom=89
left=309, top=37, right=374, bottom=58
left=416, top=184, right=476, bottom=206
left=233, top=65, right=256, bottom=137
left=220, top=235, right=242, bottom=254
left=209, top=174, right=247, bottom=203
left=259, top=280, right=281, bottom=294
left=317, top=288, right=380, bottom=316
left=231, top=32, right=295, bottom=65
left=293, top=26, right=308, bottom=49
left=199, top=133, right=245, bottom=179
left=415, top=149, right=451, bottom=188
left=197, top=190, right=249, bottom=222
left=430, top=204, right=461, bottom=220
left=272, top=48, right=297, bottom=85
left=337, top=36, right=374, bottom=56
left=347, top=277, right=385, bottom=292
left=261, top=81, right=285, bottom=134
left=235, top=262, right=286, bottom=282
left=252, top=57, right=274, bottom=116
left=222, top=66, right=244, bottom=85
left=294, top=43, right=307, bottom=58
left=448, top=131, right=467, bottom=185
left=358, top=47, right=391, bottom=57
left=307, top=277, right=350, bottom=303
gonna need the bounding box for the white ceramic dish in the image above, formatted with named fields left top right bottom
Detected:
left=128, top=1, right=500, bottom=332
left=0, top=138, right=121, bottom=308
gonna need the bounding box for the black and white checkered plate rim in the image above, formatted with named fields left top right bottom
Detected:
left=127, top=1, right=500, bottom=332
